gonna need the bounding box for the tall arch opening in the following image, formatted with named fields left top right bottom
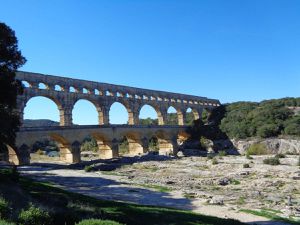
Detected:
left=109, top=102, right=129, bottom=125
left=72, top=99, right=100, bottom=125
left=23, top=96, right=60, bottom=127
left=185, top=108, right=199, bottom=125
left=139, top=105, right=158, bottom=125
left=166, top=106, right=178, bottom=125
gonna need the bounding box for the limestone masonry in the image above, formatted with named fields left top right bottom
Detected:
left=6, top=71, right=221, bottom=165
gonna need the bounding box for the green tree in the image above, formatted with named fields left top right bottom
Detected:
left=0, top=22, right=26, bottom=153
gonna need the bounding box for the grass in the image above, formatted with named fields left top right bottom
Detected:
left=240, top=209, right=300, bottom=225
left=0, top=169, right=245, bottom=225
left=247, top=143, right=269, bottom=155
left=263, top=157, right=280, bottom=165
left=138, top=184, right=172, bottom=193
left=236, top=197, right=246, bottom=205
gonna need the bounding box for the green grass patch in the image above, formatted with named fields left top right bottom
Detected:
left=247, top=143, right=269, bottom=155
left=138, top=184, right=172, bottom=193
left=240, top=209, right=300, bottom=225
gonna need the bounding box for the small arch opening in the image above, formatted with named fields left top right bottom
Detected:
left=95, top=89, right=100, bottom=95
left=83, top=88, right=89, bottom=94
left=69, top=86, right=76, bottom=93
left=55, top=85, right=62, bottom=91
left=22, top=81, right=31, bottom=88
left=38, top=83, right=48, bottom=90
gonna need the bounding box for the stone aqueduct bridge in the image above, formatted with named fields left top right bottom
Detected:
left=8, top=71, right=221, bottom=165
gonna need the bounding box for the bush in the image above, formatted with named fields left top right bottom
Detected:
left=257, top=124, right=280, bottom=138
left=0, top=197, right=10, bottom=219
left=211, top=158, right=218, bottom=165
left=18, top=205, right=51, bottom=225
left=247, top=143, right=268, bottom=155
left=243, top=163, right=250, bottom=168
left=207, top=154, right=214, bottom=159
left=0, top=220, right=15, bottom=225
left=263, top=157, right=280, bottom=165
left=76, top=219, right=123, bottom=225
left=84, top=165, right=95, bottom=172
left=218, top=150, right=227, bottom=157
left=275, top=153, right=285, bottom=158
left=36, top=149, right=44, bottom=155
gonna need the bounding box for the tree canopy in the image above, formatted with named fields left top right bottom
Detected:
left=0, top=22, right=26, bottom=152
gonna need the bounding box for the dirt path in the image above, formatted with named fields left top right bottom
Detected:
left=19, top=165, right=292, bottom=225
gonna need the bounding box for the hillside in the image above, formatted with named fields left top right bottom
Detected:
left=23, top=119, right=59, bottom=127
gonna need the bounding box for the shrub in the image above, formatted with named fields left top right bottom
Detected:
left=0, top=220, right=15, bottom=225
left=275, top=153, right=285, bottom=158
left=246, top=153, right=253, bottom=159
left=218, top=150, right=227, bottom=157
left=18, top=205, right=51, bottom=225
left=243, top=163, right=250, bottom=168
left=36, top=149, right=44, bottom=155
left=207, top=154, right=214, bottom=159
left=257, top=124, right=280, bottom=138
left=247, top=143, right=268, bottom=155
left=263, top=157, right=280, bottom=165
left=84, top=165, right=95, bottom=172
left=76, top=219, right=123, bottom=225
left=211, top=158, right=218, bottom=165
left=0, top=197, right=10, bottom=219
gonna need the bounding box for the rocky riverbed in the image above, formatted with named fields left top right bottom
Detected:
left=22, top=153, right=300, bottom=224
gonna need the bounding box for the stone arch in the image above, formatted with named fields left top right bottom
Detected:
left=154, top=130, right=176, bottom=155
left=72, top=98, right=102, bottom=125
left=23, top=95, right=62, bottom=126
left=185, top=107, right=200, bottom=125
left=49, top=133, right=80, bottom=163
left=108, top=100, right=132, bottom=125
left=91, top=133, right=118, bottom=159
left=138, top=104, right=159, bottom=125
left=122, top=132, right=145, bottom=156
left=167, top=106, right=183, bottom=125
left=138, top=103, right=164, bottom=125
left=7, top=145, right=20, bottom=165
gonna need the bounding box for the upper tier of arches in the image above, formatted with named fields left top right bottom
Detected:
left=17, top=71, right=220, bottom=126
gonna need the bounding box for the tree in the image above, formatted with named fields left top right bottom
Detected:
left=0, top=22, right=26, bottom=153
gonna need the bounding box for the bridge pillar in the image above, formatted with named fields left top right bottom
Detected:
left=179, top=111, right=185, bottom=125
left=60, top=107, right=73, bottom=126
left=128, top=139, right=145, bottom=156
left=58, top=143, right=80, bottom=163
left=159, top=112, right=167, bottom=125
left=158, top=138, right=178, bottom=156
left=97, top=139, right=119, bottom=159
left=101, top=106, right=110, bottom=125
left=12, top=145, right=30, bottom=165
left=128, top=112, right=139, bottom=125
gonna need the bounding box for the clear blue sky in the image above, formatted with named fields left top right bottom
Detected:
left=1, top=0, right=299, bottom=124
